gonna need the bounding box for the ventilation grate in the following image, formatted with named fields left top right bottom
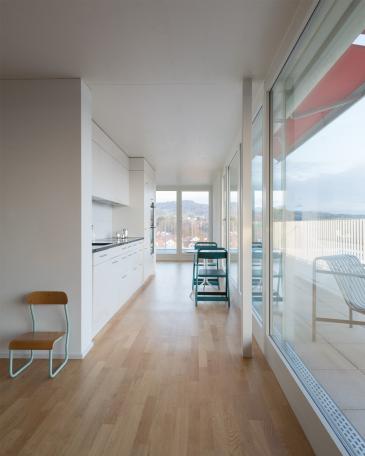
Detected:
left=273, top=336, right=365, bottom=456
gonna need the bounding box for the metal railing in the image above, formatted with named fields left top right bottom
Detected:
left=273, top=218, right=365, bottom=263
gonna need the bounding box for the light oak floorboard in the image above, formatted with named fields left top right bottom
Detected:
left=0, top=262, right=313, bottom=455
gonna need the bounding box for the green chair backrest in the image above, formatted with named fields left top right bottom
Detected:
left=195, top=242, right=218, bottom=250
left=197, top=248, right=227, bottom=260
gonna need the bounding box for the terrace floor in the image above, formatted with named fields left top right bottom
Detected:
left=272, top=256, right=365, bottom=439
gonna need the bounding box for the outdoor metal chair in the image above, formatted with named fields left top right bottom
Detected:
left=312, top=255, right=365, bottom=341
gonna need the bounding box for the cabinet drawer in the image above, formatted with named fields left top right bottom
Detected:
left=93, top=249, right=115, bottom=265
left=93, top=245, right=126, bottom=265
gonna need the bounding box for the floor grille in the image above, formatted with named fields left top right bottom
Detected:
left=272, top=336, right=365, bottom=456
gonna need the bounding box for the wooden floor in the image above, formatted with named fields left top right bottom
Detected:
left=0, top=262, right=313, bottom=456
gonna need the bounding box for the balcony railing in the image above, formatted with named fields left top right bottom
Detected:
left=273, top=218, right=365, bottom=263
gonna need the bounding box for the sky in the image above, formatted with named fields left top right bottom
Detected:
left=156, top=190, right=209, bottom=205
left=274, top=95, right=365, bottom=215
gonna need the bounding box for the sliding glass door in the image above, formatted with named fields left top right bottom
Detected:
left=156, top=188, right=211, bottom=257
left=270, top=2, right=365, bottom=451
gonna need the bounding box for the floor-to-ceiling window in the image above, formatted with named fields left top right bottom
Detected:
left=252, top=108, right=264, bottom=320
left=156, top=188, right=211, bottom=257
left=182, top=191, right=210, bottom=252
left=156, top=190, right=177, bottom=254
left=270, top=1, right=365, bottom=451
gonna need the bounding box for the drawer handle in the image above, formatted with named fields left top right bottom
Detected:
left=122, top=256, right=127, bottom=260
left=121, top=274, right=127, bottom=279
left=112, top=260, right=119, bottom=264
left=100, top=253, right=108, bottom=258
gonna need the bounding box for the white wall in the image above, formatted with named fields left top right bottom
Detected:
left=92, top=202, right=113, bottom=239
left=212, top=173, right=222, bottom=245
left=0, top=79, right=93, bottom=358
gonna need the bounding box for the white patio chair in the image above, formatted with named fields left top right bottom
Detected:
left=312, top=254, right=365, bottom=341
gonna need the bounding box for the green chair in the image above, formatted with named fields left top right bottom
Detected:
left=195, top=249, right=230, bottom=307
left=192, top=242, right=219, bottom=289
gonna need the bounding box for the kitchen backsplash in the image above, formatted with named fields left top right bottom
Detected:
left=92, top=201, right=113, bottom=239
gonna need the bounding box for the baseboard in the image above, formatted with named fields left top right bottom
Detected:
left=0, top=337, right=94, bottom=361
left=0, top=350, right=89, bottom=359
left=92, top=274, right=155, bottom=340
left=80, top=340, right=94, bottom=359
left=156, top=253, right=194, bottom=262
left=2, top=276, right=155, bottom=361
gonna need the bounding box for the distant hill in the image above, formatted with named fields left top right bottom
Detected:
left=156, top=200, right=208, bottom=218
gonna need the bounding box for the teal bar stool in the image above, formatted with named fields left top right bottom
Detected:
left=192, top=242, right=219, bottom=289
left=195, top=249, right=230, bottom=307
left=8, top=291, right=70, bottom=379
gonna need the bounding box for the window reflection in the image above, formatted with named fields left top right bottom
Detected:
left=252, top=109, right=263, bottom=320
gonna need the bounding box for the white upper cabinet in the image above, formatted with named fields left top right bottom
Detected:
left=92, top=122, right=129, bottom=206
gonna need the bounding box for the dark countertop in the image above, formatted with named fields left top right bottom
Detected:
left=92, top=237, right=144, bottom=253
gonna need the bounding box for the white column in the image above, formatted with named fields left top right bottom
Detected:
left=241, top=78, right=253, bottom=358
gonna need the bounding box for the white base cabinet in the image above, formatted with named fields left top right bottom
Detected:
left=92, top=240, right=144, bottom=336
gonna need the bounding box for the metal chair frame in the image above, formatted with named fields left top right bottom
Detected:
left=192, top=242, right=219, bottom=289
left=312, top=255, right=365, bottom=341
left=195, top=249, right=230, bottom=307
left=9, top=294, right=70, bottom=379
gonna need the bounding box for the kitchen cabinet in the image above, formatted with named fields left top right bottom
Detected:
left=113, top=158, right=156, bottom=281
left=92, top=240, right=144, bottom=336
left=92, top=122, right=129, bottom=206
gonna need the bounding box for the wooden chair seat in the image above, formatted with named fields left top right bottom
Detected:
left=9, top=331, right=65, bottom=351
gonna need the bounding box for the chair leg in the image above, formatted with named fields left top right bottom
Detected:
left=349, top=308, right=353, bottom=328
left=48, top=349, right=69, bottom=378
left=192, top=262, right=195, bottom=290
left=9, top=350, right=34, bottom=378
left=312, top=274, right=317, bottom=342
left=195, top=269, right=198, bottom=307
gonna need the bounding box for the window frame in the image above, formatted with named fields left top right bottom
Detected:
left=156, top=185, right=213, bottom=261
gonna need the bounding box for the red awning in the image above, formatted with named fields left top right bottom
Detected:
left=274, top=34, right=365, bottom=159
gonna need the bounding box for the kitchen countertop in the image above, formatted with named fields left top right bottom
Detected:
left=92, top=237, right=144, bottom=253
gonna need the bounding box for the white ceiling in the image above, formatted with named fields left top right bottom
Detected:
left=0, top=0, right=309, bottom=185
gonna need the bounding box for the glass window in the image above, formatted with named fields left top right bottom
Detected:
left=271, top=2, right=365, bottom=449
left=181, top=191, right=210, bottom=251
left=229, top=151, right=240, bottom=288
left=156, top=191, right=177, bottom=253
left=252, top=109, right=263, bottom=320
